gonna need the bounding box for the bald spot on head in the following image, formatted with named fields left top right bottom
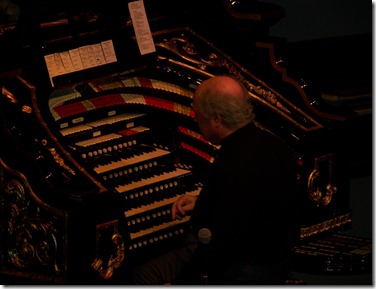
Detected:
left=195, top=76, right=245, bottom=104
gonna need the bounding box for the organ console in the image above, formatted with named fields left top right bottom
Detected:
left=0, top=0, right=362, bottom=284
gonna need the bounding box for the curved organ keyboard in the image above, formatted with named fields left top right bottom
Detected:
left=0, top=27, right=352, bottom=284
left=47, top=70, right=217, bottom=279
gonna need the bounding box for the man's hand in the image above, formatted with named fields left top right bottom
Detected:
left=171, top=194, right=198, bottom=220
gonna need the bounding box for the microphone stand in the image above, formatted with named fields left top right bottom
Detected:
left=198, top=228, right=212, bottom=285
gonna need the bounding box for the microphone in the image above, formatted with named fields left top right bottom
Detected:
left=198, top=227, right=212, bottom=245
left=197, top=228, right=212, bottom=284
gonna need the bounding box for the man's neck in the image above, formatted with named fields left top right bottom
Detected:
left=218, top=121, right=252, bottom=144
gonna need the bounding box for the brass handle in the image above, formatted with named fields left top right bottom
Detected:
left=91, top=233, right=125, bottom=280
left=308, top=169, right=321, bottom=204
left=308, top=168, right=337, bottom=207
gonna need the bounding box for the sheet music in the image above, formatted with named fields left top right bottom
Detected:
left=128, top=0, right=156, bottom=55
left=44, top=40, right=117, bottom=87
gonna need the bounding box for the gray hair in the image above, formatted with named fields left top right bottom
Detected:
left=196, top=76, right=255, bottom=128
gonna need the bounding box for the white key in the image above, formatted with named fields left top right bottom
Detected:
left=75, top=133, right=122, bottom=148
left=116, top=168, right=191, bottom=193
left=130, top=217, right=190, bottom=240
left=60, top=124, right=92, bottom=136
left=125, top=187, right=201, bottom=217
left=94, top=146, right=171, bottom=174
left=87, top=112, right=145, bottom=127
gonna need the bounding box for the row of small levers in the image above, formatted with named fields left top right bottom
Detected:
left=58, top=106, right=204, bottom=251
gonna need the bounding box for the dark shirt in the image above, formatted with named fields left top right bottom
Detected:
left=183, top=122, right=300, bottom=284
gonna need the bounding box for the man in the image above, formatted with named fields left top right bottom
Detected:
left=132, top=75, right=300, bottom=285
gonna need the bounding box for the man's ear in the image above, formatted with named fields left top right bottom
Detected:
left=213, top=112, right=222, bottom=125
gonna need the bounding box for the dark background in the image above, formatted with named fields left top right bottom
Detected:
left=267, top=0, right=372, bottom=285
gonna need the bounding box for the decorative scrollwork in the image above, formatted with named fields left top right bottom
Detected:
left=6, top=194, right=60, bottom=272
left=5, top=178, right=26, bottom=203
left=1, top=159, right=64, bottom=277
left=33, top=138, right=76, bottom=176
left=8, top=221, right=39, bottom=268
left=155, top=34, right=291, bottom=115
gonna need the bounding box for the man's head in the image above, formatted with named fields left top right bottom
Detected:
left=192, top=75, right=255, bottom=145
